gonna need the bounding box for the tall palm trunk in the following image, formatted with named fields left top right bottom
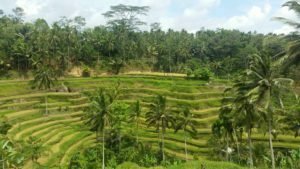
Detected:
left=136, top=120, right=139, bottom=143
left=102, top=128, right=105, bottom=169
left=45, top=94, right=48, bottom=115
left=162, top=119, right=165, bottom=162
left=184, top=128, right=188, bottom=161
left=268, top=119, right=275, bottom=169
left=234, top=131, right=241, bottom=164
left=2, top=155, right=5, bottom=169
left=266, top=90, right=275, bottom=169
left=162, top=129, right=165, bottom=162
left=225, top=132, right=229, bottom=161
left=247, top=127, right=254, bottom=168
left=118, top=130, right=121, bottom=153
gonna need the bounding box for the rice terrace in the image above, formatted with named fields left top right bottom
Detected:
left=0, top=0, right=300, bottom=169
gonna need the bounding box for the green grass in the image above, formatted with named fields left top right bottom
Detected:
left=0, top=75, right=298, bottom=167
left=116, top=160, right=246, bottom=169
left=168, top=160, right=246, bottom=169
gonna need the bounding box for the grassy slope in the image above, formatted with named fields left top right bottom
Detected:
left=116, top=160, right=246, bottom=169
left=0, top=75, right=298, bottom=168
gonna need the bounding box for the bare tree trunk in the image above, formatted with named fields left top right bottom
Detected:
left=101, top=128, right=105, bottom=169
left=247, top=128, right=254, bottom=168
left=269, top=120, right=275, bottom=169
left=162, top=129, right=165, bottom=163
left=184, top=129, right=188, bottom=161
left=136, top=121, right=139, bottom=144
left=235, top=131, right=241, bottom=164
left=45, top=95, right=48, bottom=115
left=2, top=155, right=5, bottom=169
left=118, top=131, right=121, bottom=153
left=226, top=132, right=229, bottom=161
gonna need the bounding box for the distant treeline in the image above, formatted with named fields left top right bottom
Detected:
left=0, top=5, right=297, bottom=78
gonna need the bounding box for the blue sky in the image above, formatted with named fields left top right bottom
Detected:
left=0, top=0, right=297, bottom=34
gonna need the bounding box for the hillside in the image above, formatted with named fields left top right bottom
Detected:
left=0, top=75, right=299, bottom=168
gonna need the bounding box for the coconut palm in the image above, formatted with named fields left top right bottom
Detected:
left=84, top=89, right=115, bottom=169
left=129, top=100, right=142, bottom=144
left=30, top=65, right=57, bottom=115
left=0, top=117, right=12, bottom=135
left=174, top=107, right=197, bottom=161
left=216, top=89, right=245, bottom=165
left=232, top=93, right=258, bottom=168
left=0, top=136, right=24, bottom=169
left=212, top=105, right=235, bottom=162
left=239, top=54, right=296, bottom=169
left=146, top=95, right=175, bottom=163
left=275, top=0, right=300, bottom=70
left=24, top=136, right=45, bottom=168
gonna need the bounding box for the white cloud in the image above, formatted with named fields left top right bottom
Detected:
left=274, top=5, right=297, bottom=20
left=162, top=0, right=220, bottom=32
left=0, top=0, right=296, bottom=34
left=183, top=0, right=220, bottom=17
left=16, top=0, right=46, bottom=16
left=273, top=25, right=296, bottom=34
left=223, top=3, right=272, bottom=30
left=271, top=2, right=298, bottom=34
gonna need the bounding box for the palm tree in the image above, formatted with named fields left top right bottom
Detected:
left=31, top=65, right=57, bottom=115
left=232, top=93, right=258, bottom=168
left=84, top=89, right=115, bottom=169
left=212, top=106, right=235, bottom=162
left=275, top=0, right=300, bottom=69
left=146, top=95, right=175, bottom=163
left=0, top=136, right=24, bottom=169
left=174, top=107, right=197, bottom=161
left=25, top=136, right=45, bottom=168
left=129, top=100, right=142, bottom=144
left=0, top=117, right=12, bottom=135
left=239, top=54, right=295, bottom=169
left=217, top=89, right=244, bottom=165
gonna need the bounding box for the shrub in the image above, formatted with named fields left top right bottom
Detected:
left=82, top=66, right=91, bottom=77
left=193, top=68, right=212, bottom=81
left=185, top=68, right=193, bottom=79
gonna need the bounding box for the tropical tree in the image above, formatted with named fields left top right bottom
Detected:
left=239, top=54, right=296, bottom=169
left=30, top=65, right=57, bottom=115
left=231, top=92, right=258, bottom=168
left=174, top=107, right=197, bottom=161
left=24, top=136, right=45, bottom=168
left=129, top=100, right=142, bottom=144
left=212, top=107, right=235, bottom=162
left=84, top=88, right=117, bottom=169
left=146, top=95, right=175, bottom=163
left=103, top=4, right=149, bottom=31
left=0, top=136, right=24, bottom=169
left=275, top=0, right=300, bottom=70
left=0, top=117, right=12, bottom=135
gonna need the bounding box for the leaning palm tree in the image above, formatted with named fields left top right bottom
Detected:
left=129, top=100, right=142, bottom=144
left=240, top=54, right=296, bottom=169
left=274, top=0, right=300, bottom=70
left=84, top=89, right=115, bottom=169
left=217, top=88, right=245, bottom=165
left=232, top=93, right=258, bottom=168
left=174, top=107, right=197, bottom=161
left=24, top=136, right=46, bottom=168
left=30, top=65, right=57, bottom=115
left=213, top=105, right=235, bottom=162
left=146, top=95, right=175, bottom=163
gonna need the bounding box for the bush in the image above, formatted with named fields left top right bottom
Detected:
left=82, top=66, right=91, bottom=77
left=186, top=67, right=213, bottom=81
left=193, top=68, right=212, bottom=81
left=185, top=68, right=193, bottom=79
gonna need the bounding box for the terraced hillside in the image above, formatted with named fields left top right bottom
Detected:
left=0, top=76, right=299, bottom=168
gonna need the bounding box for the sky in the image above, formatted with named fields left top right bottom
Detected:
left=0, top=0, right=298, bottom=34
